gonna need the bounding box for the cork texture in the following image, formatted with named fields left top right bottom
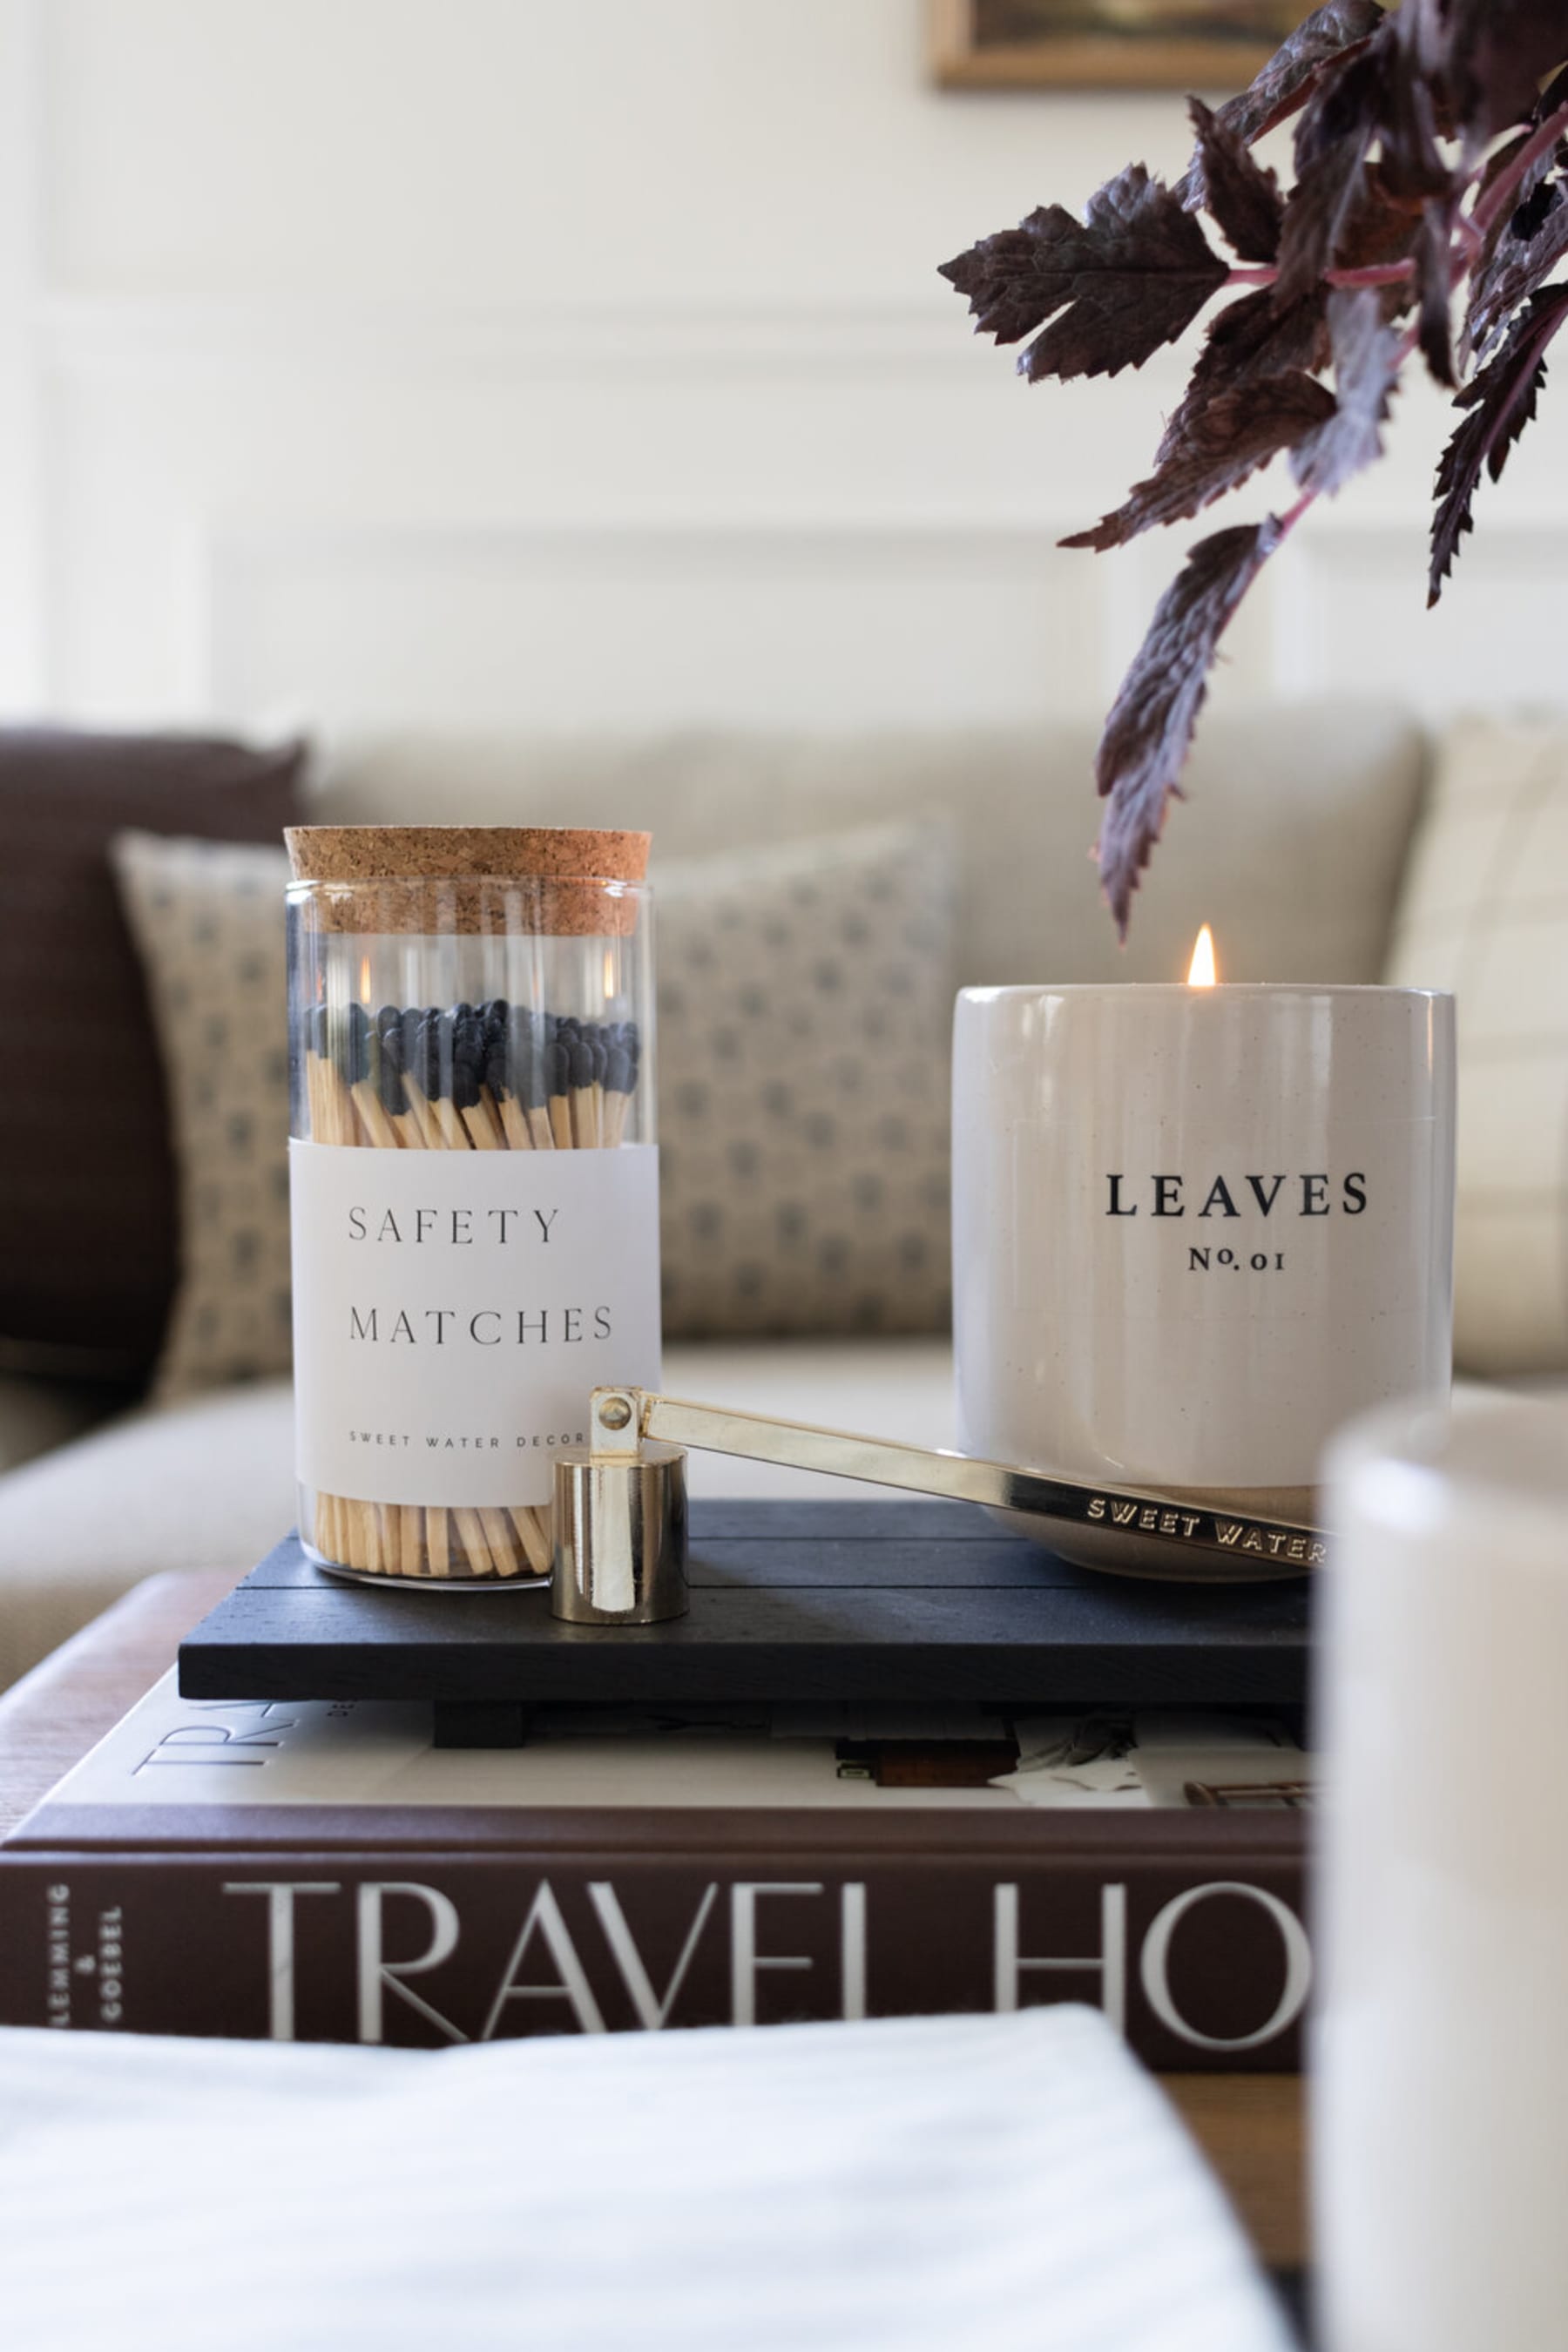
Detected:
left=285, top=826, right=651, bottom=936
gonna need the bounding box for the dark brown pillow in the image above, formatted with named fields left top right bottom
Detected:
left=0, top=730, right=307, bottom=1383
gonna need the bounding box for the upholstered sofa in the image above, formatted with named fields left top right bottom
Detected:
left=3, top=700, right=1555, bottom=1691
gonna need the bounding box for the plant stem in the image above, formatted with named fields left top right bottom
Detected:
left=1225, top=260, right=1416, bottom=290
left=1275, top=487, right=1318, bottom=540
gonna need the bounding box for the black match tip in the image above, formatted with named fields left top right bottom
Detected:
left=415, top=1010, right=444, bottom=1098
left=483, top=1038, right=511, bottom=1100
left=340, top=1004, right=371, bottom=1084
left=326, top=998, right=645, bottom=1108
left=375, top=1038, right=407, bottom=1115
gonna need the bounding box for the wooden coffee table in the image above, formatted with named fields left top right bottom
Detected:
left=0, top=1570, right=1307, bottom=2275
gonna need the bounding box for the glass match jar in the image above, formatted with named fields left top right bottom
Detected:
left=284, top=826, right=661, bottom=1586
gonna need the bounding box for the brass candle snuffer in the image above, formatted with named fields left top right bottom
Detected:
left=550, top=1386, right=1328, bottom=1626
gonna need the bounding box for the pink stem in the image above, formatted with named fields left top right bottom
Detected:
left=1225, top=260, right=1416, bottom=290
left=1274, top=488, right=1318, bottom=539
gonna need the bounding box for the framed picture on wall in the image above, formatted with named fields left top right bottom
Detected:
left=930, top=0, right=1308, bottom=90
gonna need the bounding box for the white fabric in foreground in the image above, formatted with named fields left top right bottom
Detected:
left=0, top=2009, right=1288, bottom=2352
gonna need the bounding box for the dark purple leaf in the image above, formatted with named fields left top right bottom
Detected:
left=1433, top=2, right=1568, bottom=142
left=1381, top=17, right=1463, bottom=375
left=1511, top=170, right=1565, bottom=238
left=1382, top=3, right=1460, bottom=201
left=939, top=165, right=1230, bottom=383
left=1463, top=65, right=1568, bottom=362
left=1064, top=375, right=1334, bottom=551
left=1477, top=125, right=1538, bottom=208
left=1186, top=98, right=1285, bottom=263
left=1291, top=288, right=1404, bottom=494
left=1274, top=40, right=1393, bottom=306
left=1275, top=145, right=1375, bottom=308
left=1416, top=204, right=1459, bottom=383
left=1189, top=2, right=1387, bottom=178
left=1463, top=175, right=1568, bottom=361
left=1095, top=521, right=1283, bottom=935
left=1168, top=287, right=1332, bottom=453
left=1471, top=61, right=1568, bottom=211
left=1430, top=280, right=1568, bottom=602
left=939, top=218, right=1063, bottom=348
left=1333, top=161, right=1424, bottom=273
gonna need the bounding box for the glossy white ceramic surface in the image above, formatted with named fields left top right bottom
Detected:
left=1317, top=1396, right=1568, bottom=2352
left=952, top=986, right=1455, bottom=1508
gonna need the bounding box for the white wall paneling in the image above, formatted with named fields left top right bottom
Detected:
left=10, top=0, right=1568, bottom=740
left=199, top=516, right=1112, bottom=733
left=1272, top=526, right=1568, bottom=716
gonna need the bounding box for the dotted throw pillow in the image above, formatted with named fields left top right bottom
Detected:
left=656, top=823, right=956, bottom=1337
left=112, top=831, right=294, bottom=1398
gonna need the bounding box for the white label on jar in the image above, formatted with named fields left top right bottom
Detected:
left=289, top=1140, right=661, bottom=1508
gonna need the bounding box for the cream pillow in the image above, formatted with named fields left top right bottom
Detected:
left=113, top=820, right=957, bottom=1393
left=1384, top=718, right=1568, bottom=1375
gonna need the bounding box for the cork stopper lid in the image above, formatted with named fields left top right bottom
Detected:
left=285, top=825, right=651, bottom=936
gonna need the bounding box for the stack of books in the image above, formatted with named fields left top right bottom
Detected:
left=0, top=1677, right=1308, bottom=2061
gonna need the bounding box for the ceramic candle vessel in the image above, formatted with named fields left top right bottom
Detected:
left=951, top=983, right=1456, bottom=1577
left=1318, top=1396, right=1568, bottom=2352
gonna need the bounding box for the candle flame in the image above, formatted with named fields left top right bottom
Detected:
left=1186, top=925, right=1218, bottom=988
left=359, top=956, right=373, bottom=1004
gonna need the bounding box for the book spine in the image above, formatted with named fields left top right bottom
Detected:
left=0, top=1848, right=1308, bottom=2070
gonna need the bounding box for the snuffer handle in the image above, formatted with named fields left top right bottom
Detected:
left=549, top=1386, right=1327, bottom=1625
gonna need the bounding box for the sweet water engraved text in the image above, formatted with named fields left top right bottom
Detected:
left=1084, top=1497, right=1326, bottom=1567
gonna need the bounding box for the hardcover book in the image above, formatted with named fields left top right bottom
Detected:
left=0, top=1677, right=1309, bottom=2068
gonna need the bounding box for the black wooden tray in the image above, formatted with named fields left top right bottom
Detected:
left=178, top=1500, right=1310, bottom=1745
